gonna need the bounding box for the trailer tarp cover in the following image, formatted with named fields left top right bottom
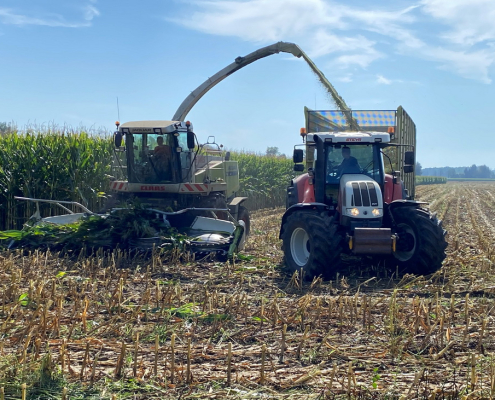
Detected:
left=305, top=109, right=397, bottom=133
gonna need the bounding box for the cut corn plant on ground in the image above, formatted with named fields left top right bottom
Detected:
left=1, top=182, right=495, bottom=399
left=0, top=205, right=243, bottom=260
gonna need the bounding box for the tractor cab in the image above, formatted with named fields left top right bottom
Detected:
left=299, top=131, right=394, bottom=230
left=114, top=120, right=195, bottom=184
left=324, top=142, right=384, bottom=186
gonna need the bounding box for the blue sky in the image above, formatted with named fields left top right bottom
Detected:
left=1, top=0, right=494, bottom=168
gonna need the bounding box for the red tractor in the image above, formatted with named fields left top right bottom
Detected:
left=280, top=108, right=447, bottom=279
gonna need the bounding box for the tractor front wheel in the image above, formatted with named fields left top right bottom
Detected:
left=281, top=211, right=342, bottom=280
left=391, top=207, right=447, bottom=275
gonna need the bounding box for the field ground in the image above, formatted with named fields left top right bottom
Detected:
left=1, top=181, right=495, bottom=399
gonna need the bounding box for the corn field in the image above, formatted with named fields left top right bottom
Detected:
left=0, top=130, right=295, bottom=230
left=231, top=152, right=295, bottom=210
left=0, top=130, right=112, bottom=230
left=416, top=176, right=448, bottom=185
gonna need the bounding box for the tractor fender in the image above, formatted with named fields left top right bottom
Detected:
left=387, top=199, right=428, bottom=211
left=385, top=200, right=429, bottom=226
left=279, top=202, right=331, bottom=239
left=228, top=196, right=248, bottom=206
left=228, top=196, right=248, bottom=218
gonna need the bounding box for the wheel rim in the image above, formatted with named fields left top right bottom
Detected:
left=394, top=223, right=416, bottom=261
left=290, top=227, right=310, bottom=267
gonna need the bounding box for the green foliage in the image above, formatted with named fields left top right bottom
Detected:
left=18, top=293, right=30, bottom=306
left=231, top=151, right=296, bottom=210
left=415, top=161, right=422, bottom=176
left=372, top=367, right=381, bottom=389
left=0, top=129, right=113, bottom=230
left=416, top=176, right=447, bottom=185
left=0, top=207, right=179, bottom=251
left=0, top=352, right=105, bottom=399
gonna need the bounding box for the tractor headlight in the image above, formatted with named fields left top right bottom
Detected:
left=372, top=208, right=382, bottom=217
left=347, top=208, right=360, bottom=216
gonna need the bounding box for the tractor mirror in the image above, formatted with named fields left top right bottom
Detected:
left=294, top=164, right=304, bottom=172
left=404, top=151, right=414, bottom=165
left=114, top=131, right=123, bottom=148
left=225, top=151, right=231, bottom=161
left=403, top=165, right=414, bottom=174
left=187, top=131, right=195, bottom=150
left=293, top=149, right=304, bottom=163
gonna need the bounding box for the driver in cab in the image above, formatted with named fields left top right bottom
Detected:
left=337, top=146, right=361, bottom=175
left=154, top=136, right=171, bottom=157
left=153, top=136, right=172, bottom=180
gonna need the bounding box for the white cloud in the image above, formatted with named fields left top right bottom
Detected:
left=337, top=74, right=353, bottom=83
left=306, top=29, right=383, bottom=70
left=416, top=0, right=495, bottom=81
left=83, top=4, right=100, bottom=22
left=376, top=75, right=392, bottom=85
left=177, top=0, right=344, bottom=42
left=174, top=0, right=494, bottom=83
left=174, top=0, right=404, bottom=66
left=0, top=2, right=100, bottom=28
left=423, top=46, right=494, bottom=84
left=421, top=0, right=495, bottom=46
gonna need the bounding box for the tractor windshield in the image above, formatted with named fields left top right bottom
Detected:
left=326, top=144, right=383, bottom=185
left=129, top=133, right=175, bottom=183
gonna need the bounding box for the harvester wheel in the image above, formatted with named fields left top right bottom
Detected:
left=99, top=193, right=124, bottom=213
left=238, top=205, right=251, bottom=237
left=391, top=207, right=447, bottom=275
left=281, top=211, right=341, bottom=280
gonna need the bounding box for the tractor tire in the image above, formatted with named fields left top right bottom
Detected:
left=238, top=205, right=251, bottom=237
left=281, top=211, right=342, bottom=280
left=390, top=207, right=447, bottom=275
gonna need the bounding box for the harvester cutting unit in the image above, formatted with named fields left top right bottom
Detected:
left=281, top=108, right=448, bottom=278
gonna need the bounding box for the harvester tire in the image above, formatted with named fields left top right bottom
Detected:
left=390, top=207, right=447, bottom=275
left=238, top=206, right=251, bottom=237
left=281, top=211, right=341, bottom=280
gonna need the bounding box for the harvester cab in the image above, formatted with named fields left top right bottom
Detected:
left=113, top=120, right=195, bottom=185
left=281, top=108, right=447, bottom=279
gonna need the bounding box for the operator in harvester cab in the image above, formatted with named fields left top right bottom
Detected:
left=154, top=136, right=171, bottom=156
left=153, top=136, right=172, bottom=180
left=337, top=146, right=361, bottom=176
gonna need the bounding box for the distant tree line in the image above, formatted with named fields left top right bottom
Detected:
left=420, top=164, right=495, bottom=179
left=416, top=176, right=447, bottom=185
left=266, top=146, right=287, bottom=159
left=0, top=122, right=12, bottom=135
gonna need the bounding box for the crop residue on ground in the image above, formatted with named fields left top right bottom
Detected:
left=1, top=182, right=495, bottom=399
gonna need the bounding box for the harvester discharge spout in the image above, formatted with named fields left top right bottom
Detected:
left=172, top=41, right=359, bottom=130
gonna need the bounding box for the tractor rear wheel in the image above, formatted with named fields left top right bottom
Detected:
left=281, top=211, right=342, bottom=280
left=391, top=207, right=447, bottom=275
